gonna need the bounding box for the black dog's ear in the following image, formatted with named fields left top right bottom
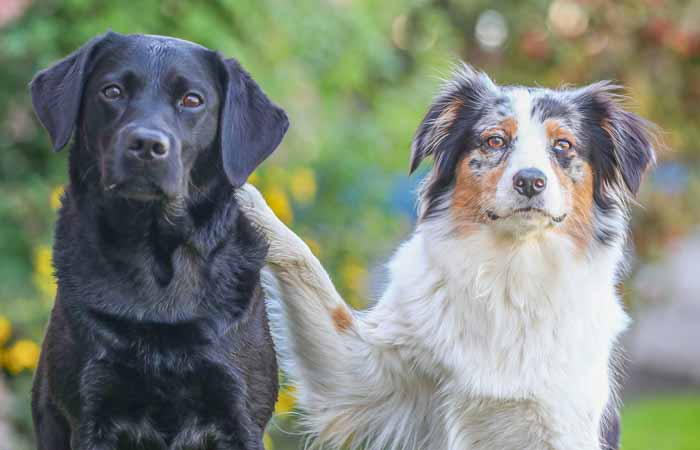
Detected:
left=575, top=82, right=657, bottom=199
left=30, top=33, right=109, bottom=151
left=218, top=58, right=289, bottom=187
left=409, top=63, right=497, bottom=174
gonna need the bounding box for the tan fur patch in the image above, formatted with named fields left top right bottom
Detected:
left=331, top=305, right=353, bottom=332
left=499, top=117, right=518, bottom=138
left=429, top=99, right=464, bottom=152
left=544, top=119, right=576, bottom=146
left=451, top=156, right=506, bottom=235
left=555, top=163, right=594, bottom=252
left=481, top=117, right=519, bottom=140
left=435, top=100, right=463, bottom=127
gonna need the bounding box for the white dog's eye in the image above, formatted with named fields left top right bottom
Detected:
left=553, top=139, right=572, bottom=153
left=486, top=135, right=506, bottom=149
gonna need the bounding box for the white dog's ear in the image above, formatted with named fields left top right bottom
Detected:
left=573, top=82, right=658, bottom=205
left=409, top=63, right=497, bottom=174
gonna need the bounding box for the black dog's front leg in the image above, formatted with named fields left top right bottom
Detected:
left=32, top=357, right=72, bottom=450
left=72, top=361, right=167, bottom=450
left=32, top=398, right=71, bottom=450
left=168, top=433, right=246, bottom=450
left=71, top=417, right=168, bottom=450
left=169, top=422, right=259, bottom=450
left=173, top=405, right=264, bottom=450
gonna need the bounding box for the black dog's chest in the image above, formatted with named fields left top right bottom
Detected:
left=83, top=333, right=245, bottom=445
left=96, top=355, right=232, bottom=417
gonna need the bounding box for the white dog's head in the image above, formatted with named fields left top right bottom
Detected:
left=411, top=64, right=657, bottom=249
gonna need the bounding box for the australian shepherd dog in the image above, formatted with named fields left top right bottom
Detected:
left=237, top=64, right=658, bottom=450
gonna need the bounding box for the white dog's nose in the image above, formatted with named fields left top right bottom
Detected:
left=513, top=168, right=547, bottom=198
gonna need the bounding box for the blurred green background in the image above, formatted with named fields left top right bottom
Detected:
left=1, top=1, right=699, bottom=449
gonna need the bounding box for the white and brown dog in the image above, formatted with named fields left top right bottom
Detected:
left=237, top=64, right=657, bottom=450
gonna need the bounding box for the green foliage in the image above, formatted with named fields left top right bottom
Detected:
left=622, top=396, right=700, bottom=450
left=1, top=1, right=699, bottom=449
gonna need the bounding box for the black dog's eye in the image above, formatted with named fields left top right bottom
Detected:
left=553, top=139, right=573, bottom=153
left=102, top=85, right=122, bottom=100
left=181, top=93, right=203, bottom=108
left=486, top=135, right=506, bottom=149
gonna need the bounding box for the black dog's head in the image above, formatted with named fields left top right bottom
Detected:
left=31, top=31, right=288, bottom=201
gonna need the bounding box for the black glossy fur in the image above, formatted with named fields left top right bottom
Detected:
left=30, top=32, right=288, bottom=450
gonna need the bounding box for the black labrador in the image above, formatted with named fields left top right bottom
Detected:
left=29, top=32, right=288, bottom=450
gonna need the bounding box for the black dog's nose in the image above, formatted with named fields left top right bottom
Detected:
left=513, top=168, right=547, bottom=198
left=126, top=128, right=170, bottom=161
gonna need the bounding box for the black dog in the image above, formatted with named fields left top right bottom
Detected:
left=30, top=32, right=288, bottom=450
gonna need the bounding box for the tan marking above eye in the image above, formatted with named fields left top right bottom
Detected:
left=499, top=117, right=518, bottom=137
left=544, top=119, right=577, bottom=149
left=480, top=118, right=518, bottom=150
left=481, top=118, right=518, bottom=139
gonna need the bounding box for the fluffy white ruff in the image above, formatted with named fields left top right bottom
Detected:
left=238, top=184, right=629, bottom=450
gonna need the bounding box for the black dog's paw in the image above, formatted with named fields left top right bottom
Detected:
left=169, top=423, right=250, bottom=450
left=71, top=418, right=167, bottom=450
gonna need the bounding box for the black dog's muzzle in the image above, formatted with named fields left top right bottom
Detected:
left=107, top=124, right=183, bottom=200
left=126, top=127, right=171, bottom=161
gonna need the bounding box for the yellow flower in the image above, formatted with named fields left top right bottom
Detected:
left=0, top=316, right=11, bottom=347
left=264, top=187, right=293, bottom=224
left=263, top=433, right=274, bottom=450
left=248, top=171, right=260, bottom=186
left=340, top=260, right=368, bottom=308
left=274, top=385, right=296, bottom=415
left=289, top=168, right=317, bottom=204
left=33, top=245, right=57, bottom=299
left=50, top=185, right=65, bottom=211
left=34, top=245, right=53, bottom=278
left=340, top=260, right=367, bottom=292
left=3, top=339, right=40, bottom=374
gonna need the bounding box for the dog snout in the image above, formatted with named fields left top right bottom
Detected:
left=126, top=128, right=170, bottom=161
left=106, top=124, right=183, bottom=199
left=513, top=168, right=547, bottom=198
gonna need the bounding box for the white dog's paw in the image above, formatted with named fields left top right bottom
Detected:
left=236, top=184, right=283, bottom=231
left=236, top=183, right=272, bottom=217
left=236, top=183, right=309, bottom=263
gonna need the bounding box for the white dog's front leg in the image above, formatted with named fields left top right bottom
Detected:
left=236, top=183, right=312, bottom=265
left=237, top=184, right=427, bottom=450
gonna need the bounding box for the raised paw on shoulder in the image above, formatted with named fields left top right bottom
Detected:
left=236, top=184, right=281, bottom=230
left=236, top=183, right=310, bottom=264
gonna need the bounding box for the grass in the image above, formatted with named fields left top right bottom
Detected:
left=622, top=395, right=700, bottom=450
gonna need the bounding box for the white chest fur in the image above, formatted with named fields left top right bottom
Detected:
left=362, top=225, right=629, bottom=449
